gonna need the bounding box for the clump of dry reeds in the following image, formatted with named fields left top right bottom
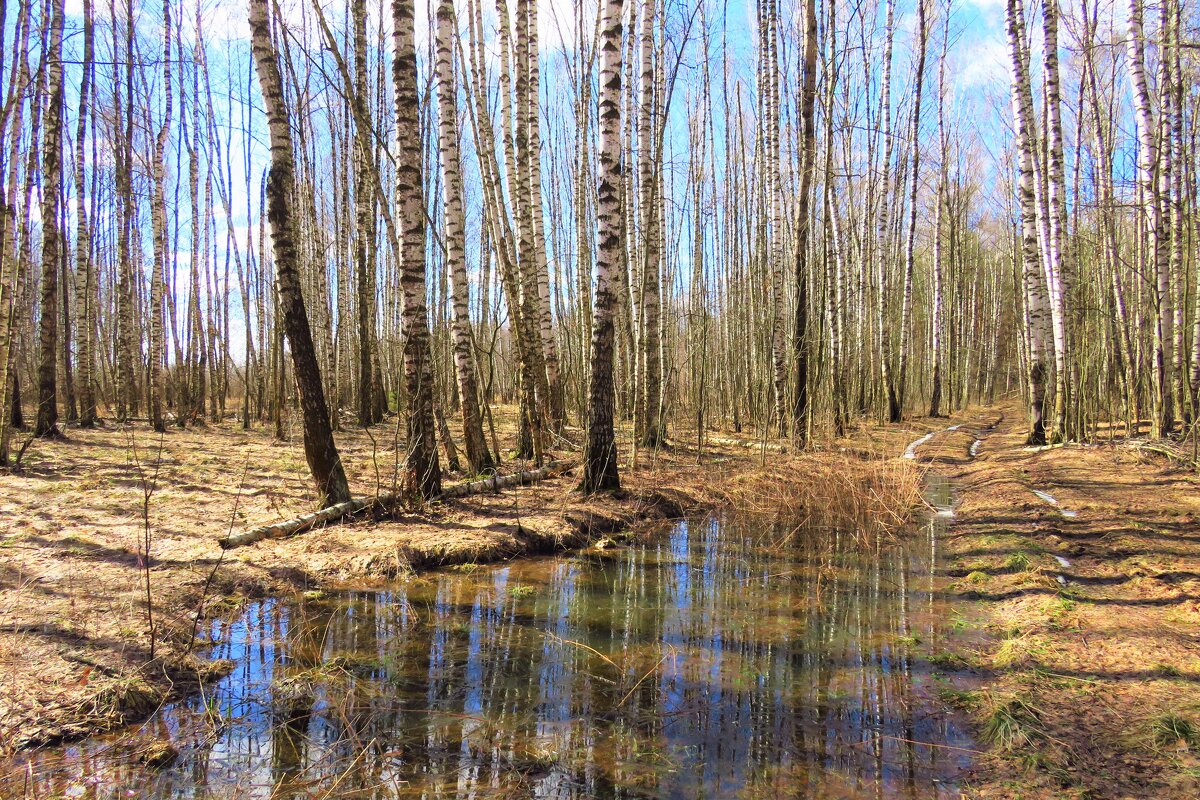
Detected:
left=718, top=453, right=925, bottom=545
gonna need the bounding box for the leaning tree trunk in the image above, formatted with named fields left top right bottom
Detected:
left=582, top=0, right=624, bottom=494
left=248, top=0, right=351, bottom=507
left=394, top=0, right=441, bottom=499
left=525, top=0, right=566, bottom=433
left=434, top=0, right=494, bottom=475
left=34, top=0, right=65, bottom=439
left=0, top=2, right=35, bottom=461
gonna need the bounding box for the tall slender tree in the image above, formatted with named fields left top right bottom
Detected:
left=34, top=0, right=66, bottom=439
left=394, top=0, right=441, bottom=498
left=1006, top=0, right=1051, bottom=444
left=894, top=0, right=929, bottom=419
left=435, top=0, right=494, bottom=475
left=249, top=0, right=351, bottom=506
left=791, top=0, right=818, bottom=441
left=636, top=0, right=664, bottom=447
left=74, top=0, right=97, bottom=429
left=583, top=0, right=624, bottom=493
left=352, top=0, right=380, bottom=429
left=1125, top=0, right=1171, bottom=438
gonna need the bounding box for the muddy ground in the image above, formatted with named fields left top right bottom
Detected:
left=909, top=406, right=1200, bottom=799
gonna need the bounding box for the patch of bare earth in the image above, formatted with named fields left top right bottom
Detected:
left=916, top=403, right=1200, bottom=799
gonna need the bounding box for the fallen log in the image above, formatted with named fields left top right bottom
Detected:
left=1136, top=440, right=1199, bottom=469
left=705, top=436, right=790, bottom=453
left=218, top=460, right=574, bottom=549
left=438, top=460, right=573, bottom=499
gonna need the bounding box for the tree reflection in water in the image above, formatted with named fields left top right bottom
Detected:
left=12, top=509, right=974, bottom=799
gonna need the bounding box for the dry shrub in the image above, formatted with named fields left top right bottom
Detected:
left=719, top=453, right=925, bottom=544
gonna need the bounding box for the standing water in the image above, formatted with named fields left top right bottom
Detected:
left=10, top=498, right=973, bottom=798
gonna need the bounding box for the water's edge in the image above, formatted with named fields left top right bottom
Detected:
left=8, top=476, right=978, bottom=799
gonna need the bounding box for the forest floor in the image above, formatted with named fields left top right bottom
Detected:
left=909, top=405, right=1200, bottom=799
left=0, top=402, right=931, bottom=757
left=3, top=401, right=1198, bottom=800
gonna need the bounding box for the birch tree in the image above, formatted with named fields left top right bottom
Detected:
left=395, top=0, right=441, bottom=498
left=435, top=0, right=494, bottom=475
left=34, top=0, right=66, bottom=438
left=249, top=0, right=352, bottom=506
left=583, top=0, right=624, bottom=493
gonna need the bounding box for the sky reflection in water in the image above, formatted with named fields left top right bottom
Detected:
left=15, top=508, right=972, bottom=799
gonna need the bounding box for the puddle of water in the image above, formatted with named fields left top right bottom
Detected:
left=902, top=432, right=935, bottom=459
left=1031, top=490, right=1078, bottom=518
left=9, top=509, right=975, bottom=799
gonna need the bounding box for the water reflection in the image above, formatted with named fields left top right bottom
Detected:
left=10, top=510, right=972, bottom=799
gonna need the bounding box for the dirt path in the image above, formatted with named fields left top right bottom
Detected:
left=912, top=405, right=1200, bottom=799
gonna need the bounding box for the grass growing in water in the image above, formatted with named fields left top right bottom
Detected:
left=720, top=453, right=924, bottom=546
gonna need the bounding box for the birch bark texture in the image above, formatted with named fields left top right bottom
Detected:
left=582, top=0, right=624, bottom=494
left=394, top=0, right=441, bottom=498
left=34, top=0, right=65, bottom=438
left=435, top=0, right=494, bottom=475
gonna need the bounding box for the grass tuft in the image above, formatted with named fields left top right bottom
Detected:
left=979, top=694, right=1045, bottom=752
left=993, top=637, right=1045, bottom=670
left=1151, top=713, right=1198, bottom=750
left=928, top=651, right=971, bottom=670
left=1005, top=551, right=1033, bottom=572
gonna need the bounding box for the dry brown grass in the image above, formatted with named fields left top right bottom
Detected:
left=719, top=452, right=926, bottom=546
left=929, top=401, right=1200, bottom=799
